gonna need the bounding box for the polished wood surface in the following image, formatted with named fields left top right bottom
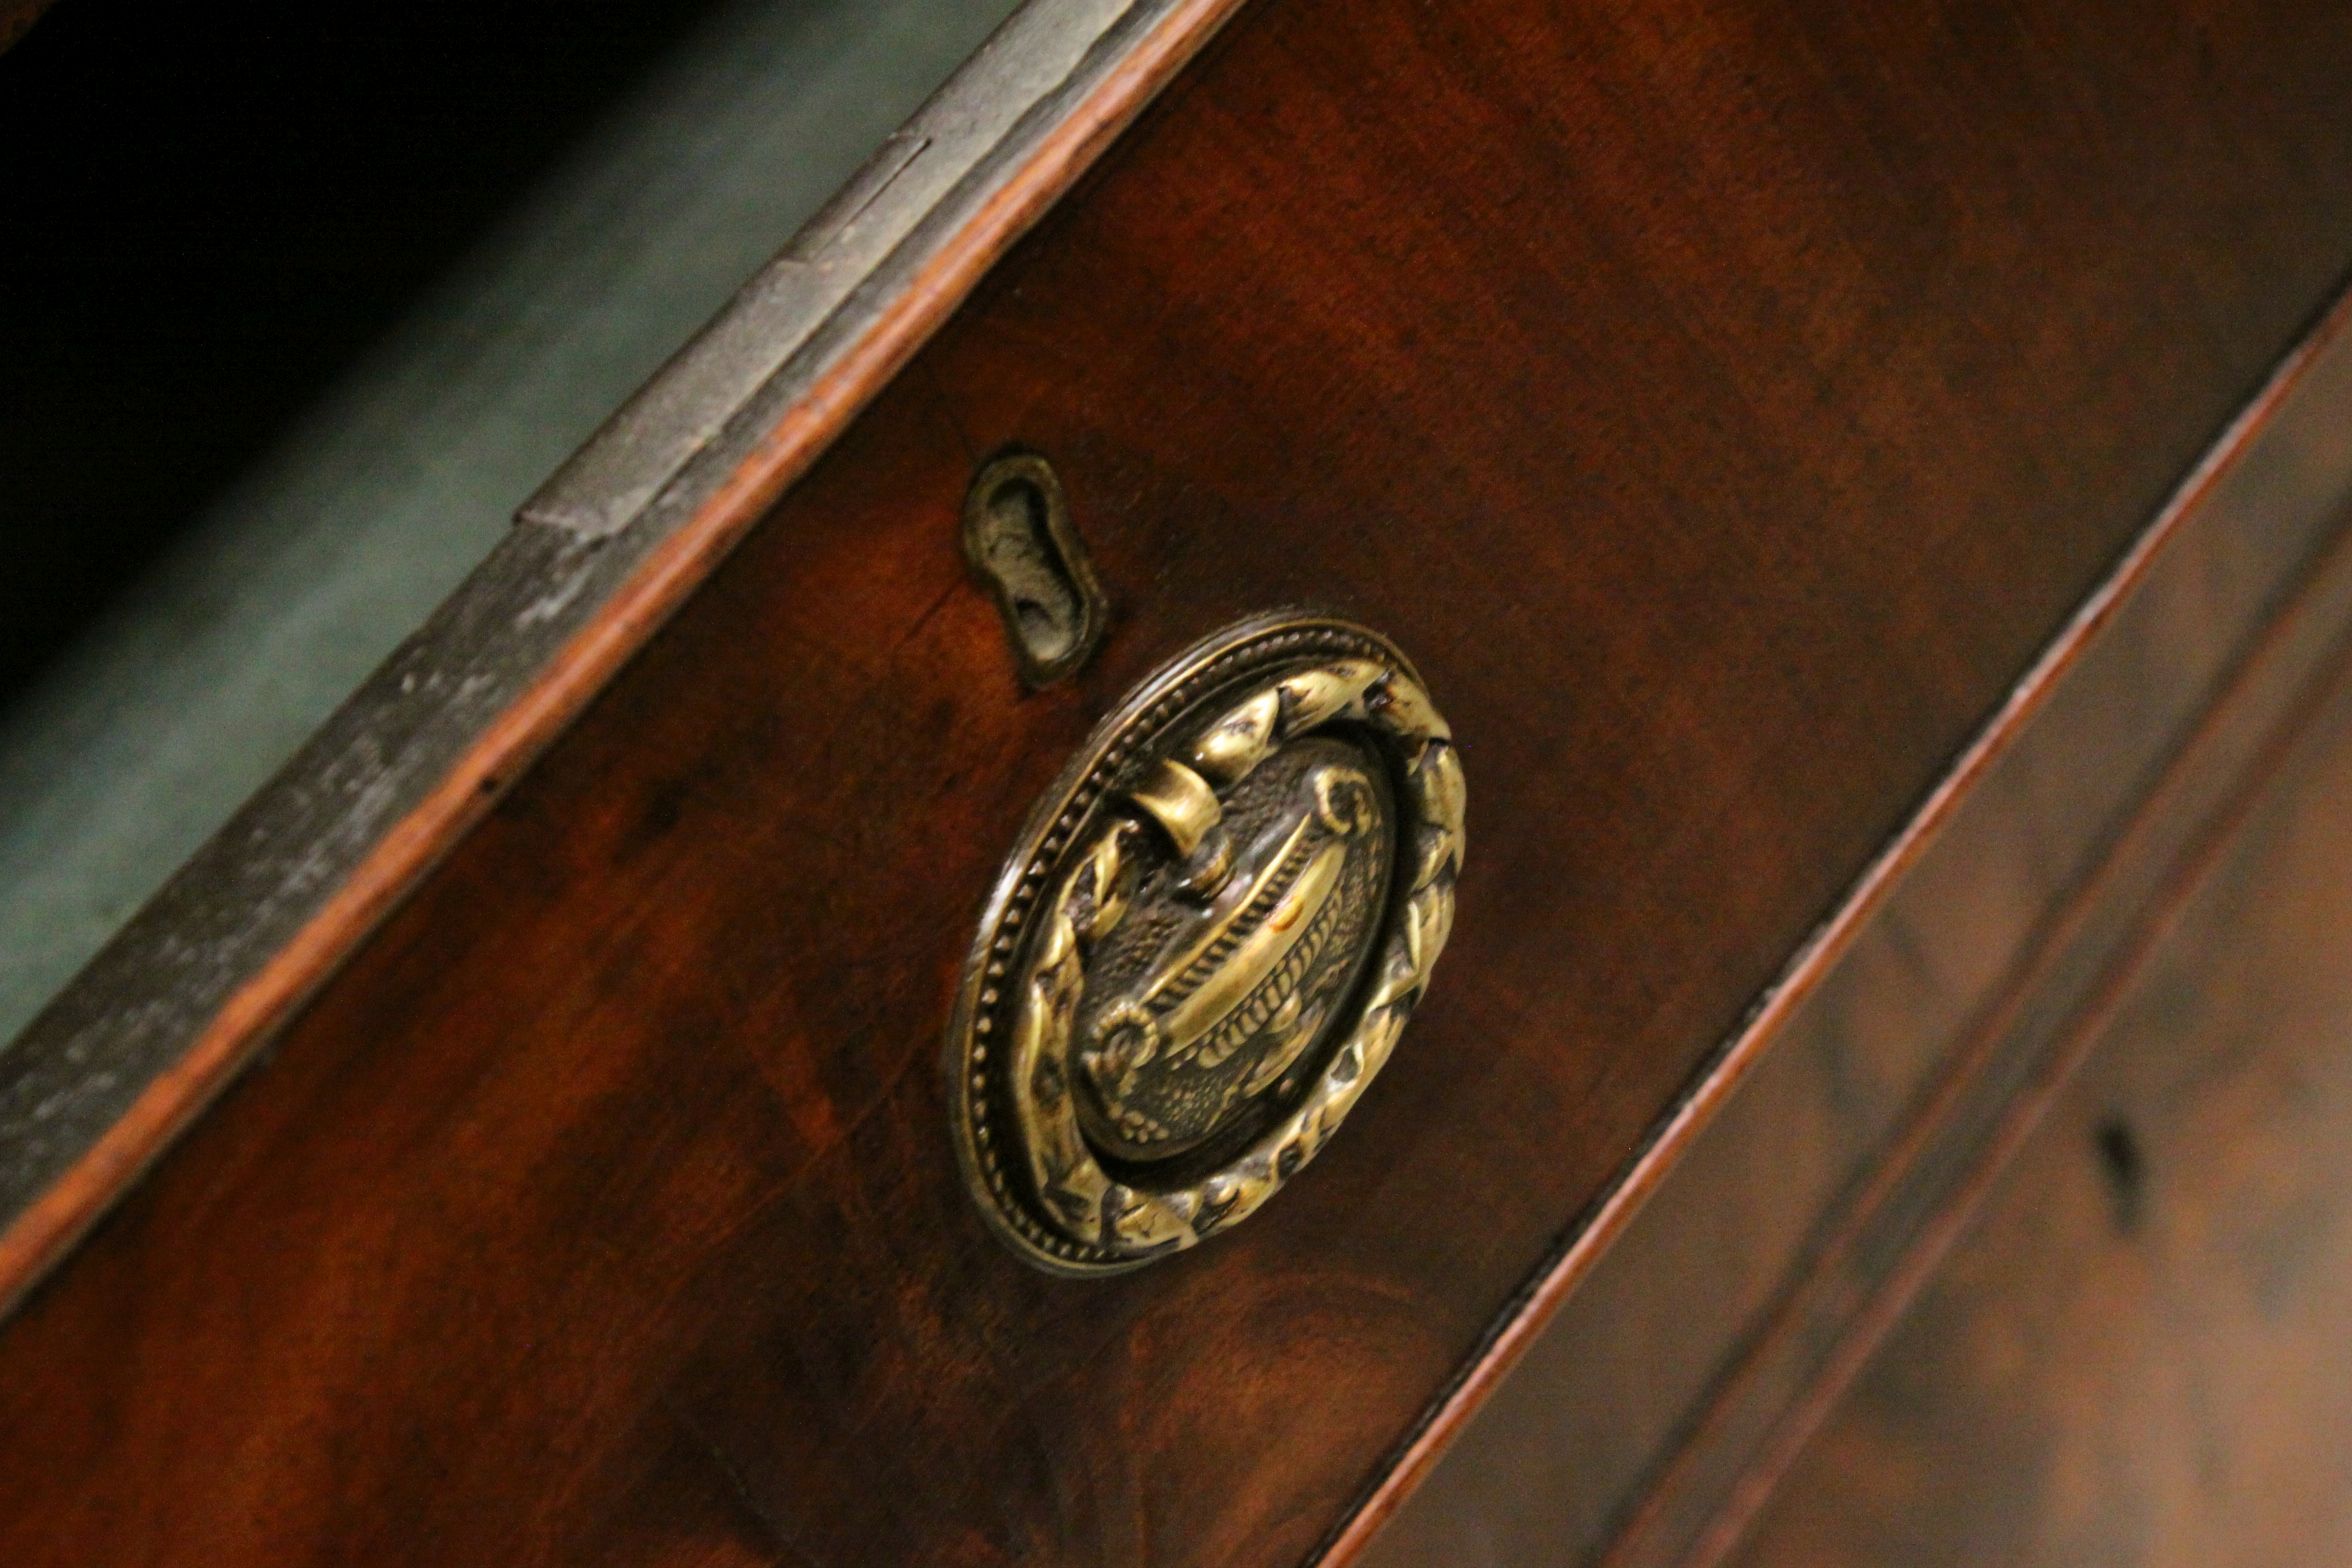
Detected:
left=0, top=0, right=1239, bottom=1312
left=1362, top=304, right=2352, bottom=1567
left=7, top=1, right=2352, bottom=1565
left=1729, top=623, right=2352, bottom=1568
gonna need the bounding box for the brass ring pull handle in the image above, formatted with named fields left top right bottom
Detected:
left=947, top=612, right=1466, bottom=1275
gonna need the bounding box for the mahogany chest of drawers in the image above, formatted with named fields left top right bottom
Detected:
left=5, top=1, right=2352, bottom=1563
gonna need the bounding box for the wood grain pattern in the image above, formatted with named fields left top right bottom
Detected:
left=1727, top=618, right=2352, bottom=1568
left=1362, top=296, right=2352, bottom=1568
left=7, top=1, right=2352, bottom=1565
left=0, top=0, right=1243, bottom=1319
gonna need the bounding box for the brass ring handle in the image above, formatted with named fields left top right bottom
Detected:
left=946, top=612, right=1466, bottom=1275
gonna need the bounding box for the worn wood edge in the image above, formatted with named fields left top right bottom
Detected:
left=518, top=0, right=1186, bottom=539
left=1314, top=289, right=2352, bottom=1567
left=1611, top=443, right=2352, bottom=1568
left=1680, top=563, right=2352, bottom=1568
left=0, top=0, right=1250, bottom=1324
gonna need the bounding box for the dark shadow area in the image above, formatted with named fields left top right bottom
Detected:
left=0, top=0, right=735, bottom=708
left=2094, top=1113, right=2147, bottom=1235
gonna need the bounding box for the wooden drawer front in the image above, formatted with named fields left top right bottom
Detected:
left=5, top=0, right=2352, bottom=1564
left=1365, top=302, right=2352, bottom=1567
left=1730, top=648, right=2352, bottom=1564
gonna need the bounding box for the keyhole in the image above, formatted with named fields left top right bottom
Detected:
left=963, top=452, right=1107, bottom=686
left=2093, top=1115, right=2147, bottom=1234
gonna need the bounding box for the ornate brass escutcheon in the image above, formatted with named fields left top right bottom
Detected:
left=947, top=612, right=1465, bottom=1274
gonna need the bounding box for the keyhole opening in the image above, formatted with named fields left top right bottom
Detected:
left=963, top=452, right=1107, bottom=686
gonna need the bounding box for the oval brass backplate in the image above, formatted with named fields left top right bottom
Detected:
left=946, top=612, right=1466, bottom=1275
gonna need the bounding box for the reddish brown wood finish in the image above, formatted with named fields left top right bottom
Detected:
left=6, top=1, right=2352, bottom=1565
left=0, top=0, right=1246, bottom=1321
left=1728, top=640, right=2352, bottom=1568
left=1362, top=300, right=2352, bottom=1567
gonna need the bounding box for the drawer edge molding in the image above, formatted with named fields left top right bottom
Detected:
left=0, top=0, right=1248, bottom=1324
left=1326, top=287, right=2352, bottom=1566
